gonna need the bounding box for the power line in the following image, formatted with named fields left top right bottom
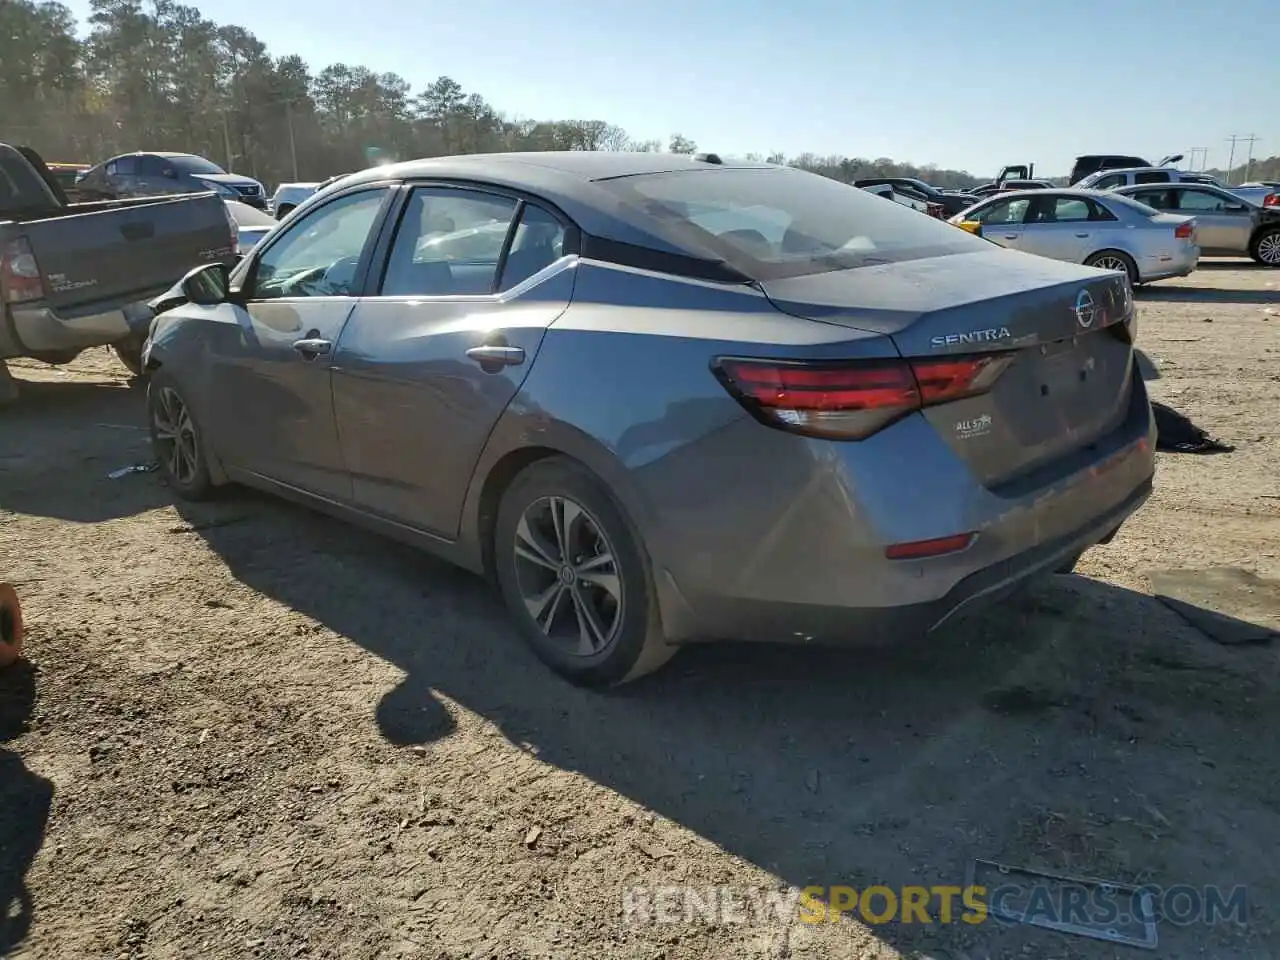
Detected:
left=1187, top=147, right=1208, bottom=172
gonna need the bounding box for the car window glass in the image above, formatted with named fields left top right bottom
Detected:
left=1131, top=189, right=1172, bottom=210
left=115, top=156, right=138, bottom=176
left=1028, top=197, right=1090, bottom=223
left=974, top=198, right=1029, bottom=225
left=251, top=189, right=387, bottom=300
left=1092, top=173, right=1125, bottom=190
left=1175, top=189, right=1230, bottom=212
left=381, top=188, right=519, bottom=297
left=498, top=204, right=568, bottom=292
left=1134, top=171, right=1171, bottom=184
left=138, top=156, right=165, bottom=177
left=1086, top=199, right=1117, bottom=221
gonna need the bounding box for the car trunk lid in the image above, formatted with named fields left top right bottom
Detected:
left=759, top=249, right=1136, bottom=487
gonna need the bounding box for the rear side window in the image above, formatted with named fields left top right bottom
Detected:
left=380, top=187, right=519, bottom=297
left=595, top=167, right=989, bottom=281
left=1134, top=171, right=1171, bottom=184
left=972, top=198, right=1030, bottom=225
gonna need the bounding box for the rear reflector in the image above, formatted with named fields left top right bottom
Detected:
left=1174, top=220, right=1194, bottom=240
left=1264, top=194, right=1280, bottom=208
left=885, top=533, right=976, bottom=560
left=0, top=237, right=45, bottom=304
left=714, top=353, right=1015, bottom=440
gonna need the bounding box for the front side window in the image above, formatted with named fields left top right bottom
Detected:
left=114, top=156, right=138, bottom=177
left=381, top=188, right=519, bottom=297
left=1091, top=173, right=1126, bottom=190
left=251, top=188, right=387, bottom=299
left=596, top=167, right=990, bottom=280
left=972, top=198, right=1030, bottom=225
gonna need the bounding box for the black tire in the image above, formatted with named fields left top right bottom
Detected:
left=113, top=335, right=147, bottom=378
left=1084, top=250, right=1138, bottom=286
left=147, top=369, right=215, bottom=500
left=493, top=456, right=677, bottom=687
left=275, top=204, right=295, bottom=221
left=1249, top=226, right=1280, bottom=267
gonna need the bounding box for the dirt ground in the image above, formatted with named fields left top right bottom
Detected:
left=2, top=260, right=1279, bottom=960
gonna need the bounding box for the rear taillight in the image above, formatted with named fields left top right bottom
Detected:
left=713, top=353, right=1015, bottom=440
left=1174, top=220, right=1195, bottom=240
left=1264, top=194, right=1280, bottom=208
left=0, top=237, right=45, bottom=304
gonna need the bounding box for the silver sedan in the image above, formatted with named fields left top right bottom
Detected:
left=950, top=188, right=1199, bottom=284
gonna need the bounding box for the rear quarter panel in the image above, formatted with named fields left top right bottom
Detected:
left=457, top=260, right=900, bottom=627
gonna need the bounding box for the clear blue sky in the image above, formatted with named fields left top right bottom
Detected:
left=61, top=0, right=1277, bottom=176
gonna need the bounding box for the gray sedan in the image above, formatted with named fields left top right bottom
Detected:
left=950, top=188, right=1199, bottom=284
left=1113, top=183, right=1280, bottom=266
left=145, top=152, right=1156, bottom=685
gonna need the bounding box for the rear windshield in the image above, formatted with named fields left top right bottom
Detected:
left=167, top=154, right=226, bottom=176
left=596, top=167, right=990, bottom=280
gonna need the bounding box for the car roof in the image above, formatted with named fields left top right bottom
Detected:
left=1082, top=166, right=1178, bottom=178
left=974, top=187, right=1111, bottom=201
left=341, top=151, right=771, bottom=186
left=330, top=151, right=783, bottom=262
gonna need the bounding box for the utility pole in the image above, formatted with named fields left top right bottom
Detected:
left=1188, top=147, right=1207, bottom=173
left=1243, top=134, right=1260, bottom=183
left=285, top=99, right=299, bottom=181
left=222, top=114, right=235, bottom=173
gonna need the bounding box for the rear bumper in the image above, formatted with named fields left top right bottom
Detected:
left=1137, top=244, right=1199, bottom=282
left=649, top=365, right=1158, bottom=645
left=2, top=295, right=157, bottom=359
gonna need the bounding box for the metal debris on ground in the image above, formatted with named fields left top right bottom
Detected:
left=966, top=857, right=1158, bottom=950
left=107, top=462, right=158, bottom=479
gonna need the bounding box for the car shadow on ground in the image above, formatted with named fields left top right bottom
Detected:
left=1137, top=286, right=1280, bottom=305
left=178, top=492, right=1278, bottom=957
left=0, top=660, right=51, bottom=959
left=0, top=376, right=162, bottom=523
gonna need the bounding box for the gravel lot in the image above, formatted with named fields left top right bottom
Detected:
left=2, top=261, right=1278, bottom=960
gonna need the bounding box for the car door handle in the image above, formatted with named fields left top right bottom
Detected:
left=465, top=345, right=525, bottom=367
left=292, top=337, right=332, bottom=358
left=120, top=221, right=155, bottom=242
left=1003, top=233, right=1019, bottom=240
left=1074, top=232, right=1090, bottom=238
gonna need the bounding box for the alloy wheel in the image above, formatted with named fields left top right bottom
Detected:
left=1092, top=255, right=1130, bottom=275
left=152, top=386, right=200, bottom=486
left=512, top=495, right=623, bottom=657
left=1258, top=232, right=1280, bottom=265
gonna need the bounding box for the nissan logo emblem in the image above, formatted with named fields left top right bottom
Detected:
left=1074, top=289, right=1097, bottom=329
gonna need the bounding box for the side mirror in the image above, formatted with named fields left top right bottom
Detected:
left=181, top=262, right=230, bottom=305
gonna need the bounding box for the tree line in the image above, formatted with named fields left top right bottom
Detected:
left=3, top=0, right=1277, bottom=192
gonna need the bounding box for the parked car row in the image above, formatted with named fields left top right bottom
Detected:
left=946, top=181, right=1280, bottom=280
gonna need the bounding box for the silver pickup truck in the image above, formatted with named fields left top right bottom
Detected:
left=1, top=143, right=238, bottom=404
